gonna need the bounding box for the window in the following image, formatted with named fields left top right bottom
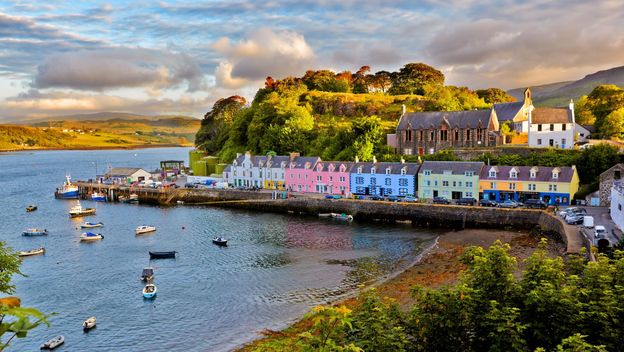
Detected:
left=424, top=170, right=431, bottom=176
left=442, top=181, right=449, bottom=187
left=385, top=188, right=393, bottom=195
left=356, top=177, right=364, bottom=184
left=329, top=176, right=333, bottom=182
left=452, top=181, right=456, bottom=187
left=552, top=172, right=559, bottom=179
left=530, top=171, right=536, bottom=178
left=385, top=168, right=391, bottom=174
left=434, top=181, right=438, bottom=186
left=425, top=180, right=431, bottom=186
left=430, top=131, right=434, bottom=140
left=458, top=181, right=462, bottom=187
left=550, top=124, right=554, bottom=131
left=357, top=167, right=362, bottom=174
left=340, top=186, right=345, bottom=191
left=385, top=178, right=391, bottom=186
left=528, top=184, right=536, bottom=191
left=466, top=129, right=471, bottom=141
left=454, top=130, right=459, bottom=141
left=466, top=181, right=473, bottom=187
left=233, top=171, right=237, bottom=176
left=510, top=171, right=517, bottom=178
left=465, top=192, right=473, bottom=198
left=339, top=176, right=345, bottom=182
left=399, top=178, right=408, bottom=186
left=298, top=174, right=301, bottom=179
left=538, top=124, right=542, bottom=131
left=370, top=178, right=376, bottom=185
left=465, top=171, right=474, bottom=177
left=537, top=139, right=542, bottom=145
left=562, top=138, right=566, bottom=146
left=316, top=176, right=322, bottom=181
left=562, top=124, right=567, bottom=131
left=440, top=130, right=448, bottom=141
left=489, top=170, right=497, bottom=178
left=401, top=168, right=406, bottom=175
left=406, top=129, right=412, bottom=141
left=549, top=184, right=558, bottom=192
left=305, top=174, right=308, bottom=180
left=356, top=186, right=365, bottom=194
left=509, top=183, right=516, bottom=190
left=399, top=188, right=408, bottom=196
left=371, top=167, right=376, bottom=174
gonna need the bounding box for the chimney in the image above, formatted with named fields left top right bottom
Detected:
left=289, top=152, right=300, bottom=162
left=236, top=153, right=242, bottom=158
left=401, top=104, right=406, bottom=115
left=355, top=156, right=359, bottom=163
left=569, top=99, right=575, bottom=125
left=400, top=157, right=405, bottom=164
left=372, top=156, right=377, bottom=163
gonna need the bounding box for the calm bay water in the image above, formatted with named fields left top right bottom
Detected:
left=0, top=148, right=437, bottom=351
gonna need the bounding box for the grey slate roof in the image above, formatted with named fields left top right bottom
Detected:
left=480, top=165, right=576, bottom=183
left=418, top=161, right=484, bottom=175
left=351, top=162, right=420, bottom=175
left=532, top=108, right=573, bottom=124
left=314, top=161, right=355, bottom=172
left=107, top=167, right=146, bottom=176
left=288, top=156, right=321, bottom=169
left=397, top=109, right=494, bottom=130
left=493, top=101, right=524, bottom=122
left=223, top=165, right=231, bottom=172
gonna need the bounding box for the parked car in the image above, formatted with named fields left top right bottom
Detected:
left=479, top=199, right=498, bottom=207
left=559, top=207, right=586, bottom=218
left=565, top=214, right=584, bottom=225
left=524, top=199, right=547, bottom=209
left=594, top=225, right=607, bottom=239
left=387, top=195, right=399, bottom=202
left=456, top=198, right=477, bottom=206
left=498, top=200, right=519, bottom=208
left=433, top=197, right=450, bottom=205
left=368, top=195, right=384, bottom=201
left=403, top=196, right=418, bottom=203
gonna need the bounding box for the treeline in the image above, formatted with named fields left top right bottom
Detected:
left=575, top=84, right=624, bottom=138
left=253, top=241, right=624, bottom=352
left=195, top=62, right=516, bottom=162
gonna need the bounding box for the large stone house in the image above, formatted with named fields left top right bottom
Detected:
left=599, top=163, right=624, bottom=206
left=395, top=108, right=500, bottom=155
left=493, top=88, right=534, bottom=132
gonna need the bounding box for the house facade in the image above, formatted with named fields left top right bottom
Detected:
left=479, top=165, right=579, bottom=205
left=417, top=161, right=483, bottom=201
left=105, top=167, right=152, bottom=183
left=395, top=109, right=500, bottom=155
left=259, top=155, right=289, bottom=190
left=312, top=161, right=353, bottom=195
left=349, top=161, right=419, bottom=197
left=599, top=163, right=624, bottom=206
left=528, top=102, right=575, bottom=149
left=285, top=155, right=322, bottom=193
left=493, top=88, right=533, bottom=132
left=610, top=181, right=624, bottom=231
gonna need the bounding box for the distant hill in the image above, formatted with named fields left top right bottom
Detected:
left=15, top=112, right=199, bottom=124
left=508, top=66, right=624, bottom=107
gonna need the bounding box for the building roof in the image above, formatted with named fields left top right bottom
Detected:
left=531, top=107, right=573, bottom=124
left=397, top=109, right=494, bottom=130
left=352, top=162, right=420, bottom=175
left=314, top=161, right=355, bottom=172
left=223, top=165, right=231, bottom=172
left=288, top=156, right=321, bottom=169
left=480, top=165, right=576, bottom=182
left=581, top=124, right=596, bottom=133
left=107, top=167, right=147, bottom=176
left=599, top=163, right=624, bottom=180
left=419, top=161, right=484, bottom=175
left=493, top=101, right=524, bottom=122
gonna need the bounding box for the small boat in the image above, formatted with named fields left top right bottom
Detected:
left=149, top=251, right=176, bottom=259
left=141, top=267, right=154, bottom=281
left=331, top=213, right=354, bottom=222
left=54, top=175, right=79, bottom=199
left=69, top=201, right=96, bottom=217
left=22, top=229, right=48, bottom=236
left=81, top=222, right=104, bottom=228
left=26, top=205, right=38, bottom=212
left=83, top=316, right=96, bottom=331
left=212, top=237, right=228, bottom=246
left=80, top=232, right=104, bottom=241
left=119, top=194, right=139, bottom=203
left=19, top=247, right=45, bottom=257
left=135, top=225, right=156, bottom=235
left=142, top=283, right=157, bottom=299
left=176, top=200, right=184, bottom=205
left=90, top=191, right=107, bottom=202
left=40, top=335, right=64, bottom=350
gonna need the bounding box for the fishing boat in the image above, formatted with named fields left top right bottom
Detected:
left=119, top=194, right=139, bottom=204
left=90, top=191, right=107, bottom=202
left=81, top=222, right=104, bottom=228
left=54, top=175, right=79, bottom=199
left=140, top=267, right=154, bottom=281
left=135, top=225, right=156, bottom=235
left=142, top=283, right=157, bottom=299
left=40, top=335, right=64, bottom=350
left=26, top=205, right=37, bottom=212
left=80, top=232, right=103, bottom=241
left=149, top=251, right=176, bottom=259
left=69, top=201, right=96, bottom=217
left=19, top=247, right=45, bottom=257
left=212, top=237, right=228, bottom=246
left=22, top=229, right=48, bottom=236
left=83, top=316, right=96, bottom=331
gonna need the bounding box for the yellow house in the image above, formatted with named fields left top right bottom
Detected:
left=479, top=165, right=579, bottom=205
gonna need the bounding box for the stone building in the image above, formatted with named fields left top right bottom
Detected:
left=599, top=163, right=624, bottom=206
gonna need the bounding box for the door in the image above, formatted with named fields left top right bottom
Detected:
left=452, top=191, right=462, bottom=200
left=433, top=190, right=438, bottom=197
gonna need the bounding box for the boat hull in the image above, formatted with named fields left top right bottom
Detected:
left=83, top=317, right=97, bottom=330
left=40, top=335, right=64, bottom=350
left=149, top=251, right=176, bottom=259
left=70, top=209, right=96, bottom=217
left=19, top=248, right=45, bottom=257
left=212, top=239, right=228, bottom=246
left=55, top=190, right=79, bottom=199
left=22, top=231, right=48, bottom=236
left=91, top=196, right=106, bottom=202
left=81, top=222, right=104, bottom=228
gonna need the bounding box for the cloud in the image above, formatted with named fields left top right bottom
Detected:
left=33, top=47, right=206, bottom=93
left=212, top=28, right=315, bottom=88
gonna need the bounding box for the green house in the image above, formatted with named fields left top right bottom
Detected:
left=417, top=161, right=484, bottom=201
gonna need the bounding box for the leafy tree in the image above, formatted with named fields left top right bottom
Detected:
left=369, top=71, right=392, bottom=93
left=476, top=88, right=516, bottom=104
left=351, top=115, right=384, bottom=161
left=423, top=85, right=488, bottom=111
left=597, top=108, right=624, bottom=139
left=573, top=96, right=596, bottom=125
left=352, top=66, right=370, bottom=94
left=195, top=96, right=246, bottom=153
left=389, top=63, right=444, bottom=95
left=576, top=143, right=620, bottom=184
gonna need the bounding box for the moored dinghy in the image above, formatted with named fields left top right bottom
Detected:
left=142, top=283, right=157, bottom=299
left=81, top=222, right=104, bottom=228
left=19, top=247, right=45, bottom=257
left=83, top=316, right=96, bottom=331
left=22, top=228, right=48, bottom=236
left=90, top=191, right=106, bottom=202
left=80, top=232, right=104, bottom=242
left=26, top=205, right=37, bottom=212
left=140, top=267, right=154, bottom=281
left=149, top=251, right=176, bottom=259
left=69, top=201, right=96, bottom=217
left=212, top=237, right=228, bottom=246
left=40, top=335, right=64, bottom=350
left=135, top=225, right=156, bottom=235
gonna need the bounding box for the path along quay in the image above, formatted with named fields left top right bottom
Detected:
left=75, top=181, right=587, bottom=256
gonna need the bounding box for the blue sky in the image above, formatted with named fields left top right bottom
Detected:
left=0, top=0, right=623, bottom=120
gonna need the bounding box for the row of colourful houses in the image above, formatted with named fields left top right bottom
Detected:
left=223, top=152, right=579, bottom=205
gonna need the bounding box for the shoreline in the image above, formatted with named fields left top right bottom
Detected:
left=0, top=143, right=193, bottom=153
left=237, top=228, right=566, bottom=351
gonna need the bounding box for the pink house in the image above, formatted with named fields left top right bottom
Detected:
left=285, top=155, right=321, bottom=193
left=312, top=161, right=353, bottom=195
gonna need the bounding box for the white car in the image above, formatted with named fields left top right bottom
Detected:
left=594, top=225, right=607, bottom=239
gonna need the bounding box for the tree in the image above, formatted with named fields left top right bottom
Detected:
left=369, top=71, right=392, bottom=93
left=597, top=108, right=624, bottom=139
left=195, top=96, right=246, bottom=153
left=351, top=115, right=384, bottom=161
left=388, top=63, right=444, bottom=95
left=352, top=66, right=370, bottom=94
left=576, top=143, right=620, bottom=184
left=475, top=88, right=516, bottom=104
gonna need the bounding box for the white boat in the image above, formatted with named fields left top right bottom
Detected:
left=80, top=232, right=104, bottom=241
left=120, top=194, right=139, bottom=203
left=81, top=222, right=104, bottom=228
left=69, top=201, right=96, bottom=217
left=319, top=213, right=354, bottom=222
left=22, top=228, right=48, bottom=236
left=90, top=191, right=106, bottom=202
left=19, top=247, right=45, bottom=257
left=135, top=225, right=156, bottom=235
left=40, top=335, right=64, bottom=350
left=83, top=316, right=96, bottom=330
left=143, top=283, right=157, bottom=299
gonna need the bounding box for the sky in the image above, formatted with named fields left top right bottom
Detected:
left=0, top=0, right=623, bottom=120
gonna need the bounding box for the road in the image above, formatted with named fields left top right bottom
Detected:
left=560, top=206, right=622, bottom=246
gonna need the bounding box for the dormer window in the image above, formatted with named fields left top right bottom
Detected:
left=317, top=164, right=322, bottom=172
left=423, top=170, right=431, bottom=176
left=489, top=170, right=497, bottom=178
left=552, top=171, right=559, bottom=179
left=401, top=167, right=407, bottom=175
left=339, top=165, right=346, bottom=173
left=510, top=169, right=517, bottom=179
left=385, top=168, right=391, bottom=174
left=371, top=167, right=376, bottom=174
left=465, top=171, right=474, bottom=177
left=357, top=167, right=363, bottom=174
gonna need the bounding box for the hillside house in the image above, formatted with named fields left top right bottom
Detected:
left=528, top=102, right=575, bottom=149
left=599, top=163, right=624, bottom=206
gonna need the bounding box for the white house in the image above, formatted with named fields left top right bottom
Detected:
left=575, top=123, right=593, bottom=143
left=528, top=100, right=575, bottom=149
left=610, top=181, right=624, bottom=231
left=105, top=167, right=152, bottom=183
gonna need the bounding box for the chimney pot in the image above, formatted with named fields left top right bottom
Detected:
left=372, top=156, right=377, bottom=163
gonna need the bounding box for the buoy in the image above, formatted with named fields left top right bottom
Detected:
left=182, top=226, right=185, bottom=229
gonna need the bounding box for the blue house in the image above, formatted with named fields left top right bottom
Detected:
left=349, top=160, right=419, bottom=197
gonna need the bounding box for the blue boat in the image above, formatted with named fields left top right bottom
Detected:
left=54, top=175, right=79, bottom=199
left=142, top=283, right=157, bottom=299
left=22, top=228, right=48, bottom=236
left=90, top=192, right=107, bottom=202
